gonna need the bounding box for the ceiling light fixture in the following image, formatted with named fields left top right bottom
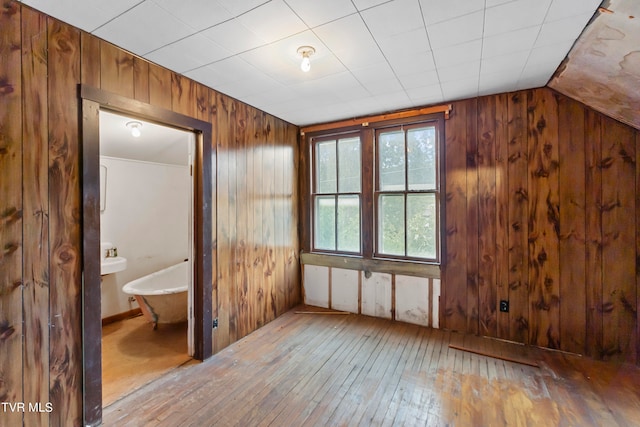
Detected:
left=297, top=46, right=315, bottom=73
left=126, top=121, right=142, bottom=138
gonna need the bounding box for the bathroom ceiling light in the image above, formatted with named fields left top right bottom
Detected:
left=126, top=121, right=142, bottom=138
left=297, top=46, right=315, bottom=73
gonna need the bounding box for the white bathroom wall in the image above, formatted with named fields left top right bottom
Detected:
left=303, top=264, right=440, bottom=328
left=100, top=156, right=190, bottom=319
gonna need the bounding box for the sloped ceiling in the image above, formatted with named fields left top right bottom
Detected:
left=549, top=0, right=640, bottom=130
left=19, top=0, right=604, bottom=127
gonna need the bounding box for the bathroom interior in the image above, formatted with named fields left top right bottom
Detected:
left=99, top=110, right=196, bottom=406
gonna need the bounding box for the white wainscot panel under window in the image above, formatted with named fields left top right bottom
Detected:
left=331, top=268, right=359, bottom=313
left=304, top=265, right=329, bottom=308
left=395, top=275, right=429, bottom=326
left=362, top=272, right=392, bottom=319
left=432, top=278, right=440, bottom=328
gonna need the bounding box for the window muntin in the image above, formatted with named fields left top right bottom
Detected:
left=376, top=123, right=439, bottom=261
left=312, top=135, right=362, bottom=254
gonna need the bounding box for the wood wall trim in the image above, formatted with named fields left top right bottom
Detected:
left=101, top=308, right=142, bottom=326
left=300, top=104, right=452, bottom=135
left=300, top=252, right=440, bottom=279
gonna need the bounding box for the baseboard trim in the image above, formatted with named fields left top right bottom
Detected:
left=102, top=308, right=142, bottom=326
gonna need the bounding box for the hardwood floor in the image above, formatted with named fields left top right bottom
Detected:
left=103, top=306, right=640, bottom=426
left=102, top=314, right=193, bottom=407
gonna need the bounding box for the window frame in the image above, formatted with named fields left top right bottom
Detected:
left=304, top=113, right=445, bottom=266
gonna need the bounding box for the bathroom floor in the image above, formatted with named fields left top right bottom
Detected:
left=102, top=314, right=194, bottom=407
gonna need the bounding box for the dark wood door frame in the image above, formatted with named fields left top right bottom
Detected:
left=80, top=85, right=213, bottom=426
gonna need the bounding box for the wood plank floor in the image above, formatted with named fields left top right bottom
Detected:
left=103, top=306, right=640, bottom=426
left=102, top=314, right=193, bottom=407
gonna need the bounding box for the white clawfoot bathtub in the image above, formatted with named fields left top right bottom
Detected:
left=122, top=260, right=189, bottom=329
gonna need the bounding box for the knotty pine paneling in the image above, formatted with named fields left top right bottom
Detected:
left=527, top=89, right=561, bottom=349
left=100, top=41, right=134, bottom=98
left=443, top=99, right=469, bottom=332
left=558, top=96, right=586, bottom=355
left=466, top=98, right=480, bottom=335
left=133, top=57, right=149, bottom=103
left=4, top=3, right=300, bottom=425
left=584, top=109, right=604, bottom=359
left=506, top=92, right=529, bottom=344
left=48, top=18, right=83, bottom=425
left=443, top=87, right=639, bottom=364
left=601, top=117, right=636, bottom=359
left=21, top=7, right=50, bottom=427
left=0, top=3, right=23, bottom=427
left=477, top=95, right=498, bottom=337
left=494, top=93, right=510, bottom=340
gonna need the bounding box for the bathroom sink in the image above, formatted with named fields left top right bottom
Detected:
left=101, top=256, right=127, bottom=275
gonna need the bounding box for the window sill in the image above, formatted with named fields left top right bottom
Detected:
left=300, top=252, right=440, bottom=279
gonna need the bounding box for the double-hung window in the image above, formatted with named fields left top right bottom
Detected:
left=376, top=124, right=439, bottom=261
left=312, top=134, right=362, bottom=254
left=308, top=115, right=442, bottom=264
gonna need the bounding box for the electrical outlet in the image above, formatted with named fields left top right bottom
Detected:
left=213, top=318, right=218, bottom=329
left=499, top=300, right=509, bottom=313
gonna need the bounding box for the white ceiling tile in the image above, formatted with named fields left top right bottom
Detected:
left=484, top=0, right=552, bottom=37
left=398, top=69, right=439, bottom=90
left=438, top=61, right=480, bottom=83
left=201, top=20, right=265, bottom=54
left=315, top=14, right=385, bottom=69
left=362, top=0, right=425, bottom=39
left=93, top=1, right=195, bottom=56
left=352, top=0, right=392, bottom=11
left=433, top=39, right=482, bottom=68
left=20, top=0, right=141, bottom=32
left=420, top=0, right=485, bottom=25
left=284, top=0, right=357, bottom=28
left=535, top=12, right=593, bottom=48
left=374, top=91, right=413, bottom=110
left=153, top=0, right=233, bottom=31
left=516, top=69, right=554, bottom=90
left=478, top=72, right=517, bottom=96
left=309, top=72, right=370, bottom=101
left=546, top=0, right=601, bottom=22
left=241, top=83, right=298, bottom=108
left=351, top=62, right=396, bottom=85
left=389, top=51, right=436, bottom=77
left=184, top=56, right=258, bottom=88
left=377, top=28, right=433, bottom=59
left=145, top=34, right=230, bottom=73
left=427, top=10, right=484, bottom=50
left=486, top=0, right=517, bottom=7
left=407, top=83, right=444, bottom=105
left=237, top=0, right=308, bottom=44
left=215, top=72, right=281, bottom=98
left=526, top=40, right=574, bottom=67
left=362, top=77, right=404, bottom=96
left=480, top=51, right=529, bottom=76
left=441, top=77, right=479, bottom=100
left=482, top=26, right=540, bottom=59
left=216, top=0, right=270, bottom=16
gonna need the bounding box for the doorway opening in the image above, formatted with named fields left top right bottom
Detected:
left=81, top=86, right=212, bottom=426
left=98, top=110, right=195, bottom=406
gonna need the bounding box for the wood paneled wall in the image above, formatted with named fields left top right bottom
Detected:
left=443, top=87, right=639, bottom=364
left=0, top=3, right=299, bottom=426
